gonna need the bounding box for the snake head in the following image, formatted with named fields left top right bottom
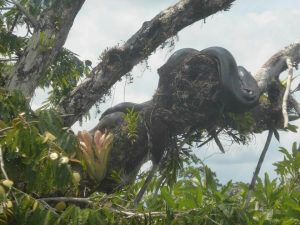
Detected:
left=237, top=66, right=260, bottom=104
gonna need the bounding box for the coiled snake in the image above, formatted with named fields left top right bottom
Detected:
left=99, top=47, right=260, bottom=124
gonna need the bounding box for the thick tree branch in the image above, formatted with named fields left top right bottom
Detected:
left=6, top=0, right=86, bottom=98
left=282, top=58, right=293, bottom=127
left=58, top=0, right=235, bottom=127
left=254, top=39, right=300, bottom=120
left=255, top=39, right=300, bottom=93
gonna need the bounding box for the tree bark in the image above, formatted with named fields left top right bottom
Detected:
left=255, top=39, right=300, bottom=93
left=6, top=0, right=85, bottom=98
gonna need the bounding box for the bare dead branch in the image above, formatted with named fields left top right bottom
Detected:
left=282, top=58, right=293, bottom=127
left=255, top=39, right=300, bottom=93
left=243, top=129, right=273, bottom=209
left=0, top=146, right=9, bottom=180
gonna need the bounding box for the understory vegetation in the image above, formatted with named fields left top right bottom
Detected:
left=0, top=91, right=299, bottom=225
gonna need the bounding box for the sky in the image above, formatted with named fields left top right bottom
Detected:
left=32, top=0, right=300, bottom=184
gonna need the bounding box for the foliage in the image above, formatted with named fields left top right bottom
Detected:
left=0, top=90, right=299, bottom=224
left=39, top=48, right=91, bottom=106
left=0, top=91, right=299, bottom=224
left=0, top=91, right=78, bottom=196
left=122, top=108, right=139, bottom=143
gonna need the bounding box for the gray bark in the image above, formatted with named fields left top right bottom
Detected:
left=6, top=0, right=85, bottom=98
left=255, top=39, right=300, bottom=93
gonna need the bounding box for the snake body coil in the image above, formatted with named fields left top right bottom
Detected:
left=163, top=47, right=260, bottom=111
left=100, top=47, right=260, bottom=125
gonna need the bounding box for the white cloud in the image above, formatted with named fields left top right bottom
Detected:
left=247, top=11, right=278, bottom=25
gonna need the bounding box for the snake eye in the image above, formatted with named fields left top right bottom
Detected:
left=248, top=90, right=253, bottom=95
left=244, top=88, right=253, bottom=95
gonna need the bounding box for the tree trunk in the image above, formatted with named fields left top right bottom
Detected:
left=6, top=0, right=85, bottom=98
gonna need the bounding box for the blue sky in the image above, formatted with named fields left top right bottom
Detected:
left=33, top=0, right=300, bottom=184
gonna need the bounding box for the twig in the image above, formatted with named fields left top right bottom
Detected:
left=0, top=58, right=18, bottom=62
left=0, top=146, right=19, bottom=205
left=0, top=7, right=13, bottom=10
left=0, top=127, right=13, bottom=134
left=133, top=163, right=158, bottom=207
left=39, top=197, right=91, bottom=205
left=38, top=199, right=59, bottom=215
left=213, top=135, right=225, bottom=153
left=110, top=208, right=167, bottom=218
left=12, top=187, right=58, bottom=215
left=282, top=58, right=294, bottom=128
left=152, top=175, right=164, bottom=200
left=290, top=95, right=300, bottom=117
left=10, top=0, right=38, bottom=29
left=111, top=208, right=217, bottom=220
left=198, top=128, right=223, bottom=148
left=0, top=146, right=9, bottom=179
left=9, top=12, right=20, bottom=33
left=204, top=215, right=222, bottom=225
left=243, top=129, right=273, bottom=209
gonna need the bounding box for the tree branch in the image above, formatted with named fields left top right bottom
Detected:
left=0, top=58, right=18, bottom=62
left=9, top=12, right=20, bottom=33
left=0, top=146, right=9, bottom=180
left=255, top=39, right=300, bottom=93
left=58, top=0, right=235, bottom=127
left=282, top=58, right=293, bottom=127
left=243, top=129, right=273, bottom=209
left=0, top=7, right=13, bottom=10
left=39, top=197, right=91, bottom=205
left=0, top=127, right=13, bottom=134
left=10, top=0, right=38, bottom=29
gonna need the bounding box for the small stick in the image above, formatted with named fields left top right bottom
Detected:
left=243, top=130, right=273, bottom=209
left=282, top=58, right=293, bottom=128
left=0, top=146, right=9, bottom=180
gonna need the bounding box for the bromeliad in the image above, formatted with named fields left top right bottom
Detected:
left=77, top=130, right=113, bottom=182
